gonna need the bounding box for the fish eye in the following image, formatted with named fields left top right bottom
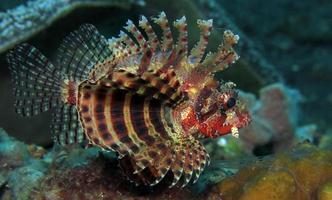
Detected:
left=226, top=97, right=236, bottom=108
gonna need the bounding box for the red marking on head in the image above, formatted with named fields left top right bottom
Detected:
left=198, top=110, right=251, bottom=138
left=180, top=106, right=198, bottom=132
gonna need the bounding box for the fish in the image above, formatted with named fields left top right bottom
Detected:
left=6, top=12, right=251, bottom=187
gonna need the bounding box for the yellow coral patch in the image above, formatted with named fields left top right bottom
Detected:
left=208, top=144, right=332, bottom=200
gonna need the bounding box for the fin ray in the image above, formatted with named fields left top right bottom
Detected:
left=7, top=44, right=62, bottom=117
left=52, top=104, right=85, bottom=145
left=56, top=24, right=112, bottom=82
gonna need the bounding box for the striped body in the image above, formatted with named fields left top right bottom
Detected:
left=7, top=12, right=250, bottom=187
left=78, top=70, right=177, bottom=155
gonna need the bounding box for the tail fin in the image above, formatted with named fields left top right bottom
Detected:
left=7, top=43, right=62, bottom=117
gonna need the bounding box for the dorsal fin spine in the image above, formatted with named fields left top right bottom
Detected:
left=194, top=30, right=239, bottom=76
left=171, top=16, right=188, bottom=70
left=209, top=30, right=239, bottom=72
left=152, top=11, right=173, bottom=52
left=124, top=19, right=154, bottom=74
left=188, top=19, right=213, bottom=65
left=118, top=30, right=139, bottom=56
left=139, top=15, right=160, bottom=52
left=174, top=16, right=188, bottom=59
left=109, top=37, right=127, bottom=57
left=124, top=19, right=147, bottom=51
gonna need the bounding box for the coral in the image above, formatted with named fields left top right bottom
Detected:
left=208, top=144, right=332, bottom=200
left=31, top=158, right=204, bottom=200
left=0, top=128, right=207, bottom=200
left=0, top=121, right=330, bottom=200
left=0, top=0, right=145, bottom=53
left=319, top=130, right=332, bottom=150
left=0, top=128, right=48, bottom=199
left=317, top=181, right=332, bottom=200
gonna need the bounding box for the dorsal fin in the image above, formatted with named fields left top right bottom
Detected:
left=118, top=30, right=140, bottom=56
left=124, top=19, right=154, bottom=74
left=173, top=16, right=188, bottom=62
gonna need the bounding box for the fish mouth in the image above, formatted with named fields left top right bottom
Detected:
left=231, top=111, right=251, bottom=138
left=235, top=110, right=251, bottom=128
left=216, top=110, right=251, bottom=137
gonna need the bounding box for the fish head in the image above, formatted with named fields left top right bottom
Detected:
left=191, top=81, right=251, bottom=138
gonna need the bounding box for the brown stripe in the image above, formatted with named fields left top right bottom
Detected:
left=148, top=98, right=169, bottom=140
left=130, top=95, right=156, bottom=145
left=94, top=88, right=112, bottom=143
left=103, top=89, right=127, bottom=155
left=78, top=82, right=97, bottom=145
left=91, top=87, right=109, bottom=149
left=123, top=93, right=145, bottom=149
left=110, top=89, right=140, bottom=153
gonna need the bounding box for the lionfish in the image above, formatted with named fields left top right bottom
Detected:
left=7, top=12, right=250, bottom=187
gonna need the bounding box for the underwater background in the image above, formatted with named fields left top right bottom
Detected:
left=0, top=0, right=331, bottom=199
